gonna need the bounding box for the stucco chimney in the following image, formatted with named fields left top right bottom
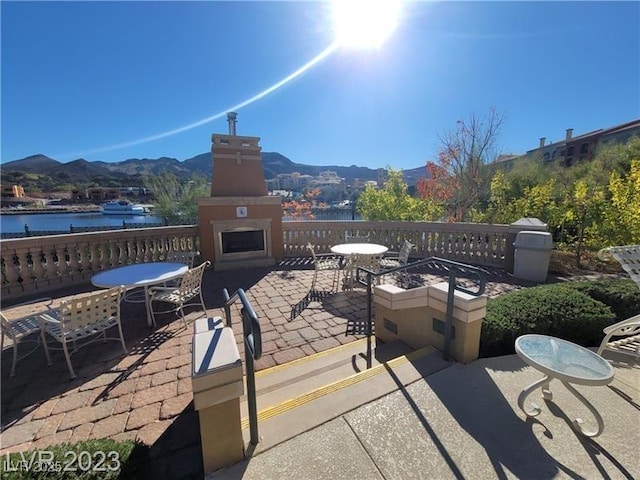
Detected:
left=227, top=112, right=238, bottom=136
left=539, top=137, right=546, bottom=148
left=565, top=128, right=573, bottom=141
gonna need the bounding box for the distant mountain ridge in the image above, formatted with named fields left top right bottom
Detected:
left=1, top=152, right=426, bottom=187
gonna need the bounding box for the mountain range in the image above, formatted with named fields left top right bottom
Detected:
left=1, top=153, right=426, bottom=189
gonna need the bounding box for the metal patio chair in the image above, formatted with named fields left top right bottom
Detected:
left=41, top=287, right=127, bottom=379
left=596, top=245, right=640, bottom=362
left=148, top=260, right=210, bottom=328
left=307, top=243, right=342, bottom=293
left=1, top=298, right=53, bottom=377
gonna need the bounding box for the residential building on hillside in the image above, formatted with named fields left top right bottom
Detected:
left=266, top=172, right=314, bottom=191
left=498, top=119, right=640, bottom=168
left=72, top=186, right=149, bottom=202
left=0, top=184, right=25, bottom=198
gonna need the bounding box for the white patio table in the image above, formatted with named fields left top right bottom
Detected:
left=91, top=262, right=188, bottom=327
left=515, top=334, right=615, bottom=437
left=330, top=243, right=388, bottom=289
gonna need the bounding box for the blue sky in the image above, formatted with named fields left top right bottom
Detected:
left=2, top=1, right=639, bottom=170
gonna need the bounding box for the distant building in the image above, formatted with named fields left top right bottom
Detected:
left=72, top=186, right=149, bottom=203
left=0, top=184, right=25, bottom=198
left=267, top=172, right=314, bottom=191
left=510, top=119, right=640, bottom=168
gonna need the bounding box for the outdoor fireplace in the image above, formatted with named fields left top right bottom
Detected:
left=198, top=112, right=283, bottom=270
left=222, top=230, right=265, bottom=254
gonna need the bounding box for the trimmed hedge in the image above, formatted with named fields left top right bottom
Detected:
left=561, top=278, right=640, bottom=320
left=0, top=439, right=150, bottom=480
left=480, top=284, right=616, bottom=358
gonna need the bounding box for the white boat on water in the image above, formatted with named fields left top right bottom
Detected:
left=101, top=200, right=146, bottom=215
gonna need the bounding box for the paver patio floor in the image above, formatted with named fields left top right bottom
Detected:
left=0, top=261, right=533, bottom=478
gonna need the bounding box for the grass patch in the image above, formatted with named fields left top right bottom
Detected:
left=0, top=439, right=150, bottom=479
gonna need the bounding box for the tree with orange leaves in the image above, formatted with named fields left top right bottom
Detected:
left=282, top=188, right=323, bottom=220
left=418, top=109, right=504, bottom=221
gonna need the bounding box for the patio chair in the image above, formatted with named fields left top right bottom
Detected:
left=380, top=240, right=414, bottom=270
left=597, top=314, right=640, bottom=361
left=343, top=253, right=384, bottom=290
left=345, top=233, right=370, bottom=243
left=379, top=240, right=414, bottom=283
left=597, top=244, right=640, bottom=288
left=595, top=245, right=640, bottom=363
left=148, top=260, right=210, bottom=328
left=165, top=250, right=199, bottom=268
left=163, top=250, right=199, bottom=287
left=307, top=243, right=342, bottom=293
left=1, top=298, right=53, bottom=377
left=40, top=287, right=127, bottom=379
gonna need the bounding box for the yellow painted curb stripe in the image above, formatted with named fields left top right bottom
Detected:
left=255, top=338, right=369, bottom=378
left=242, top=345, right=435, bottom=429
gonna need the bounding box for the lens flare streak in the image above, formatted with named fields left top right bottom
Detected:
left=63, top=42, right=340, bottom=159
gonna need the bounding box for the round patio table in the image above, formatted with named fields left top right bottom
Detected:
left=515, top=334, right=614, bottom=437
left=91, top=262, right=188, bottom=327
left=331, top=243, right=388, bottom=290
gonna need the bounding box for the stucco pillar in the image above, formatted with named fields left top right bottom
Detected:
left=191, top=324, right=245, bottom=474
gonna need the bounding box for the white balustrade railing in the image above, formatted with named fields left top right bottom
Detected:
left=1, top=226, right=199, bottom=301
left=282, top=221, right=512, bottom=267
left=1, top=220, right=537, bottom=301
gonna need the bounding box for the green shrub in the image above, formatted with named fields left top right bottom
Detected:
left=0, top=439, right=150, bottom=480
left=560, top=278, right=640, bottom=320
left=480, top=284, right=616, bottom=358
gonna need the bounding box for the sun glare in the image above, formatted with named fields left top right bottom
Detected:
left=332, top=0, right=402, bottom=49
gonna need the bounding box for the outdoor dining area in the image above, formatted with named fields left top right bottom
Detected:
left=1, top=227, right=638, bottom=478
left=1, top=120, right=638, bottom=477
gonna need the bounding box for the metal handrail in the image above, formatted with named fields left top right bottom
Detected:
left=222, top=288, right=262, bottom=446
left=356, top=256, right=487, bottom=367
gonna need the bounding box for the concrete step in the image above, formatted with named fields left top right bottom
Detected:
left=239, top=337, right=453, bottom=453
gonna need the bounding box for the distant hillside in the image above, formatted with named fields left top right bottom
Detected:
left=1, top=152, right=426, bottom=190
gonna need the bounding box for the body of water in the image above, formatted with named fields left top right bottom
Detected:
left=1, top=212, right=164, bottom=234
left=1, top=208, right=360, bottom=236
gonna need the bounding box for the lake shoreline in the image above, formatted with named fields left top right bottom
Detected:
left=0, top=205, right=101, bottom=215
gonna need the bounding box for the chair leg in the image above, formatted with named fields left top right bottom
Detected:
left=117, top=323, right=128, bottom=354
left=41, top=329, right=52, bottom=367
left=7, top=333, right=18, bottom=378
left=198, top=292, right=207, bottom=317
left=332, top=269, right=339, bottom=293
left=61, top=339, right=76, bottom=379
left=149, top=298, right=158, bottom=327
left=180, top=305, right=188, bottom=329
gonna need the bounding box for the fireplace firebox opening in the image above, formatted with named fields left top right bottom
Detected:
left=221, top=230, right=265, bottom=254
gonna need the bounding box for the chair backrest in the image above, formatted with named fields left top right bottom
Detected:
left=350, top=253, right=383, bottom=272
left=177, top=261, right=210, bottom=294
left=59, top=286, right=124, bottom=331
left=0, top=313, right=17, bottom=341
left=600, top=245, right=640, bottom=288
left=399, top=240, right=414, bottom=264
left=307, top=243, right=318, bottom=261
left=166, top=250, right=198, bottom=268
left=345, top=233, right=370, bottom=243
